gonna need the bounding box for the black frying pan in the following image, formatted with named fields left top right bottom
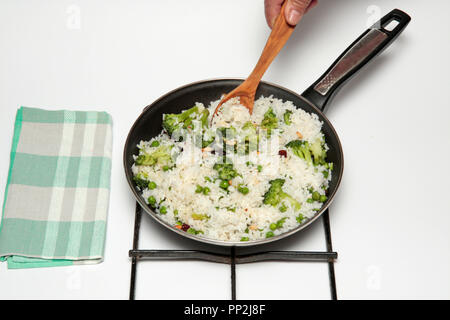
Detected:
left=124, top=9, right=410, bottom=247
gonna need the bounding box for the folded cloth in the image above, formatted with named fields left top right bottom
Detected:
left=0, top=107, right=112, bottom=269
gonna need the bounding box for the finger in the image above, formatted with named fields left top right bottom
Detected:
left=305, top=0, right=318, bottom=13
left=264, top=0, right=285, bottom=29
left=284, top=0, right=314, bottom=26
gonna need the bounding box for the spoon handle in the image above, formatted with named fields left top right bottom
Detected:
left=246, top=2, right=295, bottom=86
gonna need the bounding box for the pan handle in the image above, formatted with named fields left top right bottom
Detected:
left=302, top=8, right=411, bottom=112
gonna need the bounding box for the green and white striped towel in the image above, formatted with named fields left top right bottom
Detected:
left=0, top=107, right=112, bottom=269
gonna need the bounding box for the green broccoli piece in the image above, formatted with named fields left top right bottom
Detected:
left=261, top=108, right=278, bottom=135
left=135, top=144, right=173, bottom=167
left=162, top=106, right=199, bottom=135
left=263, top=179, right=301, bottom=211
left=187, top=227, right=203, bottom=235
left=296, top=214, right=306, bottom=224
left=242, top=121, right=255, bottom=131
left=133, top=173, right=148, bottom=189
left=200, top=109, right=210, bottom=128
left=283, top=110, right=293, bottom=125
left=310, top=138, right=328, bottom=166
left=287, top=138, right=329, bottom=166
left=213, top=160, right=238, bottom=181
left=191, top=213, right=209, bottom=221
left=286, top=140, right=312, bottom=164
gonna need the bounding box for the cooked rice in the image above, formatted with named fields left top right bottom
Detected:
left=131, top=96, right=332, bottom=242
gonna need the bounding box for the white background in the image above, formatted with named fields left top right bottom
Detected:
left=0, top=0, right=449, bottom=300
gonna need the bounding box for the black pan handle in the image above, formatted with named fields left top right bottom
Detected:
left=302, top=8, right=411, bottom=112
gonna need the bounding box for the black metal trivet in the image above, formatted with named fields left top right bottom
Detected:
left=129, top=202, right=338, bottom=300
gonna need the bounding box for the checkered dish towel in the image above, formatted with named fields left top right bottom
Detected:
left=0, top=107, right=112, bottom=269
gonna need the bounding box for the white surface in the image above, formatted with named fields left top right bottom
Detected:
left=0, top=0, right=449, bottom=300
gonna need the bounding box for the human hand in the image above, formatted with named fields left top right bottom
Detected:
left=264, top=0, right=318, bottom=28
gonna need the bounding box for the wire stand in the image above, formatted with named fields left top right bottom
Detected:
left=129, top=202, right=338, bottom=300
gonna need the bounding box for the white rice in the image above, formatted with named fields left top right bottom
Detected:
left=131, top=96, right=332, bottom=242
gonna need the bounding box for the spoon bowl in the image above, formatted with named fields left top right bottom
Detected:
left=211, top=1, right=295, bottom=122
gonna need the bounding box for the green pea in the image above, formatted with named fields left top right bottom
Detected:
left=257, top=165, right=263, bottom=172
left=219, top=180, right=229, bottom=190
left=202, top=187, right=211, bottom=195
left=240, top=237, right=249, bottom=242
left=312, top=191, right=320, bottom=201
left=150, top=140, right=160, bottom=147
left=306, top=198, right=314, bottom=203
left=238, top=185, right=249, bottom=195
left=266, top=231, right=274, bottom=238
left=147, top=196, right=156, bottom=208
left=319, top=195, right=328, bottom=203
left=159, top=206, right=167, bottom=214
left=163, top=165, right=170, bottom=171
left=269, top=223, right=277, bottom=231
left=195, top=185, right=204, bottom=193
left=148, top=181, right=157, bottom=190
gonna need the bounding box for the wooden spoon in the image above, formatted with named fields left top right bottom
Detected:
left=211, top=2, right=295, bottom=122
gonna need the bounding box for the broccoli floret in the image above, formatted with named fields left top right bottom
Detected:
left=133, top=173, right=148, bottom=189
left=261, top=107, right=278, bottom=135
left=162, top=105, right=199, bottom=135
left=310, top=138, right=327, bottom=166
left=287, top=138, right=329, bottom=166
left=200, top=109, right=210, bottom=128
left=213, top=160, right=238, bottom=181
left=263, top=179, right=301, bottom=211
left=286, top=140, right=312, bottom=164
left=283, top=110, right=292, bottom=125
left=296, top=214, right=306, bottom=224
left=135, top=144, right=173, bottom=167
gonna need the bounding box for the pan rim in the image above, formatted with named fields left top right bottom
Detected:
left=123, top=78, right=344, bottom=247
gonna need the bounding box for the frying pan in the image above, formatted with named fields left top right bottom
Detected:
left=124, top=9, right=411, bottom=247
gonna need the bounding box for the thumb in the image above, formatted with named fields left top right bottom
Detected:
left=284, top=0, right=313, bottom=26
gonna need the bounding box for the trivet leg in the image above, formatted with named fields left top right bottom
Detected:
left=322, top=209, right=337, bottom=300
left=231, top=246, right=236, bottom=300
left=130, top=203, right=143, bottom=300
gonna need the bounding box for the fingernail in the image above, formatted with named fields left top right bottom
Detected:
left=287, top=9, right=301, bottom=25
left=270, top=17, right=276, bottom=28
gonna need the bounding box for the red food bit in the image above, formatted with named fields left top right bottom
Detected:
left=181, top=223, right=190, bottom=232
left=279, top=150, right=287, bottom=157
